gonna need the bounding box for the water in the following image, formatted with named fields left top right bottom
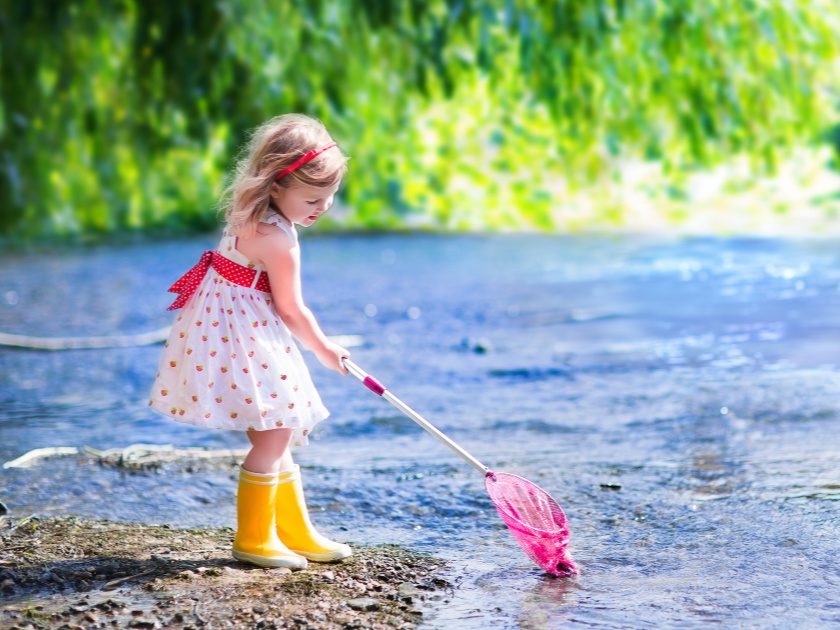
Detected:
left=1, top=233, right=839, bottom=628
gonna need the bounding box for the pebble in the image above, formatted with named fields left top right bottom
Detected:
left=92, top=598, right=126, bottom=611
left=346, top=597, right=379, bottom=611
left=398, top=582, right=424, bottom=602
left=472, top=338, right=493, bottom=353
left=0, top=516, right=449, bottom=629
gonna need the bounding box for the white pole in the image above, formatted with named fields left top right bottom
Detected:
left=344, top=359, right=489, bottom=476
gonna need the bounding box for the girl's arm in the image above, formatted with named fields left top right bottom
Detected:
left=257, top=228, right=349, bottom=374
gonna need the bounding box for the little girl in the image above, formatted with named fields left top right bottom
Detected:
left=148, top=113, right=352, bottom=570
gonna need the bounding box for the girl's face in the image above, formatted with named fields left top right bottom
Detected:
left=270, top=181, right=340, bottom=227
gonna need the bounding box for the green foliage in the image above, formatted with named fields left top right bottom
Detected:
left=1, top=0, right=839, bottom=238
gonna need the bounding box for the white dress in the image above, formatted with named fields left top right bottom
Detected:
left=148, top=209, right=329, bottom=447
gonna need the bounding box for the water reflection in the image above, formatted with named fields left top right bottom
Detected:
left=685, top=452, right=743, bottom=501
left=516, top=573, right=579, bottom=628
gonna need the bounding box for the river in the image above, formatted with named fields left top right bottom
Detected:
left=1, top=232, right=838, bottom=627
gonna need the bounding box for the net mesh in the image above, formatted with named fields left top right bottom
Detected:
left=484, top=471, right=578, bottom=576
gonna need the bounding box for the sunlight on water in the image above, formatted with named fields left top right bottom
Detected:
left=1, top=234, right=839, bottom=627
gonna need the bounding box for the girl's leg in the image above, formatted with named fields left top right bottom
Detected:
left=241, top=429, right=350, bottom=562
left=232, top=426, right=307, bottom=569
left=243, top=428, right=294, bottom=473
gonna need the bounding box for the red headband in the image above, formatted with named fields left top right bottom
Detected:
left=274, top=142, right=337, bottom=181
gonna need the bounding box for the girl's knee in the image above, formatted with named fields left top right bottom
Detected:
left=243, top=428, right=295, bottom=473
left=248, top=427, right=294, bottom=451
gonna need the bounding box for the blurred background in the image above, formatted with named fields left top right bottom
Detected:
left=2, top=0, right=840, bottom=240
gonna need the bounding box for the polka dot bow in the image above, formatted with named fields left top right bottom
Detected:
left=166, top=250, right=271, bottom=310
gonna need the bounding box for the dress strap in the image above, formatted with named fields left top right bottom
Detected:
left=217, top=210, right=294, bottom=276
left=262, top=209, right=299, bottom=244
left=219, top=225, right=265, bottom=275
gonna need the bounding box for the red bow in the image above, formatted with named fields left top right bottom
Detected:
left=167, top=250, right=214, bottom=311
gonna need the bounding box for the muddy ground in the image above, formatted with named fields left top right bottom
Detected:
left=0, top=515, right=451, bottom=629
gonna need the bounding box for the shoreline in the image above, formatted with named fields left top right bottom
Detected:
left=0, top=516, right=451, bottom=629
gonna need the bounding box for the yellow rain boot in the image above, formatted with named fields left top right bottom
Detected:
left=232, top=466, right=308, bottom=569
left=275, top=464, right=352, bottom=562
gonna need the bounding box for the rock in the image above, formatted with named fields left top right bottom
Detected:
left=472, top=338, right=493, bottom=353
left=398, top=582, right=424, bottom=601
left=91, top=598, right=125, bottom=612
left=0, top=501, right=7, bottom=515
left=346, top=597, right=379, bottom=611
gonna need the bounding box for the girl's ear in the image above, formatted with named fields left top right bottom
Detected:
left=268, top=181, right=283, bottom=203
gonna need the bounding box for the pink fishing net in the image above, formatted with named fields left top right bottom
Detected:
left=484, top=471, right=578, bottom=576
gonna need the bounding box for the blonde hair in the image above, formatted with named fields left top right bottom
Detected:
left=222, top=113, right=348, bottom=236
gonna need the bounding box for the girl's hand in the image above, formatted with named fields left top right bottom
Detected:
left=316, top=341, right=350, bottom=375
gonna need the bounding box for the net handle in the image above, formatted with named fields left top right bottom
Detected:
left=344, top=359, right=490, bottom=476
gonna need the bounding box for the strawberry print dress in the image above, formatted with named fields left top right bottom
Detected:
left=148, top=209, right=329, bottom=448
